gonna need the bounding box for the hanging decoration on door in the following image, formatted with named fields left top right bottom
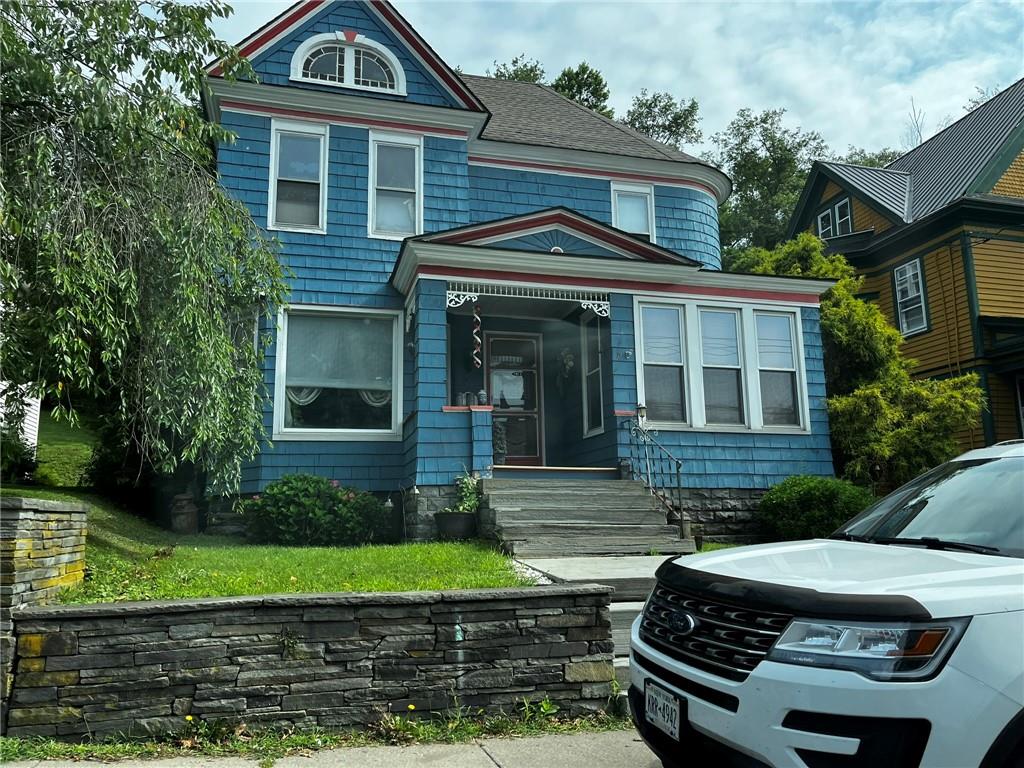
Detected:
left=472, top=304, right=483, bottom=369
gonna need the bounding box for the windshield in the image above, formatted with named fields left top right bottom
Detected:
left=836, top=455, right=1024, bottom=558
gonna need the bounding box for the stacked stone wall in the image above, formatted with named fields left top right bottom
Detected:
left=5, top=585, right=614, bottom=739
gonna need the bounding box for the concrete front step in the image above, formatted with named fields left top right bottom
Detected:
left=498, top=522, right=680, bottom=539
left=481, top=479, right=648, bottom=492
left=518, top=555, right=665, bottom=603
left=507, top=536, right=694, bottom=558
left=490, top=507, right=666, bottom=525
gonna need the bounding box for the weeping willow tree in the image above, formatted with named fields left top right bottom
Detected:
left=0, top=0, right=287, bottom=494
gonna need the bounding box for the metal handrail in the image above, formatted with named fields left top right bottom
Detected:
left=623, top=418, right=692, bottom=540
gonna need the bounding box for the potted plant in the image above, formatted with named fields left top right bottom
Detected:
left=434, top=473, right=480, bottom=541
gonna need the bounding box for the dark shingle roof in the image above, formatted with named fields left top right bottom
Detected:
left=461, top=74, right=702, bottom=164
left=886, top=77, right=1024, bottom=220
left=818, top=161, right=911, bottom=221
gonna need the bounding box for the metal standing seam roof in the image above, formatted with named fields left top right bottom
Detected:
left=818, top=162, right=911, bottom=222
left=884, top=77, right=1024, bottom=221
left=460, top=74, right=705, bottom=164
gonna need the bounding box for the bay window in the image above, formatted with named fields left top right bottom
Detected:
left=269, top=120, right=327, bottom=232
left=637, top=300, right=807, bottom=431
left=369, top=131, right=421, bottom=238
left=755, top=312, right=800, bottom=426
left=274, top=307, right=402, bottom=440
left=640, top=305, right=686, bottom=422
left=700, top=309, right=744, bottom=425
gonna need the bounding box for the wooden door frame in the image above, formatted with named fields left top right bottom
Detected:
left=484, top=330, right=545, bottom=466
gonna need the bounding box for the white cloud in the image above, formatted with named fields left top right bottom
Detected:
left=214, top=0, right=1024, bottom=155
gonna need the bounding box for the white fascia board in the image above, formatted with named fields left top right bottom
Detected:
left=208, top=79, right=488, bottom=138
left=393, top=242, right=834, bottom=300
left=468, top=139, right=732, bottom=204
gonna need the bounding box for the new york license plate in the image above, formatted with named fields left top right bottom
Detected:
left=645, top=680, right=681, bottom=740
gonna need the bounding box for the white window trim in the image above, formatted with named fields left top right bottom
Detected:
left=368, top=130, right=423, bottom=241
left=635, top=304, right=691, bottom=426
left=272, top=304, right=404, bottom=442
left=816, top=208, right=834, bottom=239
left=289, top=32, right=408, bottom=96
left=753, top=310, right=803, bottom=429
left=267, top=119, right=329, bottom=234
left=634, top=296, right=811, bottom=434
left=698, top=308, right=747, bottom=427
left=834, top=197, right=852, bottom=235
left=894, top=258, right=928, bottom=336
left=580, top=313, right=605, bottom=438
left=611, top=181, right=656, bottom=243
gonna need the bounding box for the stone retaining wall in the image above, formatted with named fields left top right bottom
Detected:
left=0, top=496, right=88, bottom=730
left=4, top=585, right=614, bottom=739
left=679, top=488, right=767, bottom=544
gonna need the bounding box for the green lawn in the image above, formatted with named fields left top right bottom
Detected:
left=34, top=411, right=96, bottom=487
left=0, top=486, right=530, bottom=603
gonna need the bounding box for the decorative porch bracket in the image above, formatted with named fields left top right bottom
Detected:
left=580, top=300, right=610, bottom=317
left=446, top=291, right=479, bottom=308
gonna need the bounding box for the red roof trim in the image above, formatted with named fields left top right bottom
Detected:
left=209, top=0, right=325, bottom=77
left=468, top=154, right=719, bottom=198
left=415, top=265, right=821, bottom=304
left=220, top=100, right=468, bottom=137
left=424, top=211, right=680, bottom=264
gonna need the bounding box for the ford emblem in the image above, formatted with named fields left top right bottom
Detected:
left=668, top=610, right=697, bottom=636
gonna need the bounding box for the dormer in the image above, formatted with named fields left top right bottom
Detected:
left=290, top=32, right=407, bottom=96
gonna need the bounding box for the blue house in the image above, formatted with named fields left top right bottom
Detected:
left=204, top=0, right=835, bottom=546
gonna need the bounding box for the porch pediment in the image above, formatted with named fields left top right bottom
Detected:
left=409, top=208, right=700, bottom=265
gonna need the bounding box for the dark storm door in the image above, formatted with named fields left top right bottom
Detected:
left=486, top=333, right=543, bottom=466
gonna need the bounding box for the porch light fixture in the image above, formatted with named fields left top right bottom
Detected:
left=636, top=404, right=647, bottom=422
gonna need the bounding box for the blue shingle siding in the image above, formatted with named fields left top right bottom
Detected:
left=653, top=185, right=721, bottom=270
left=610, top=297, right=834, bottom=489
left=468, top=165, right=721, bottom=269
left=248, top=2, right=460, bottom=109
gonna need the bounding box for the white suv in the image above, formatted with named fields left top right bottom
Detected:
left=629, top=442, right=1024, bottom=768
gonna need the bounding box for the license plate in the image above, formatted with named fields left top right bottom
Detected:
left=645, top=680, right=682, bottom=740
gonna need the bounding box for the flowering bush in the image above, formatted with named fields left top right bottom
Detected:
left=240, top=474, right=390, bottom=546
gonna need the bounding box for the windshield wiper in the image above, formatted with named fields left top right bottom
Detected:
left=829, top=532, right=871, bottom=542
left=871, top=537, right=1001, bottom=555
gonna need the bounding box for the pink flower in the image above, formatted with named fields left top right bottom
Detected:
left=330, top=479, right=340, bottom=488
left=252, top=494, right=261, bottom=501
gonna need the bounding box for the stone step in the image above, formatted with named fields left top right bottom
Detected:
left=481, top=479, right=648, bottom=492
left=610, top=601, right=644, bottom=657
left=490, top=507, right=665, bottom=526
left=498, top=523, right=680, bottom=539
left=506, top=536, right=695, bottom=558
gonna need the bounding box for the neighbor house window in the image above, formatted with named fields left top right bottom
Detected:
left=269, top=120, right=327, bottom=231
left=700, top=309, right=744, bottom=425
left=755, top=312, right=800, bottom=426
left=817, top=197, right=853, bottom=238
left=894, top=259, right=927, bottom=335
left=291, top=34, right=406, bottom=94
left=639, top=305, right=686, bottom=422
left=275, top=307, right=402, bottom=439
left=581, top=314, right=604, bottom=436
left=369, top=132, right=421, bottom=238
left=611, top=182, right=655, bottom=242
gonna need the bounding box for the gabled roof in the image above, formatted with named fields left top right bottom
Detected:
left=816, top=161, right=911, bottom=221
left=407, top=207, right=701, bottom=266
left=461, top=75, right=703, bottom=164
left=789, top=78, right=1024, bottom=239
left=888, top=77, right=1024, bottom=220
left=205, top=0, right=486, bottom=112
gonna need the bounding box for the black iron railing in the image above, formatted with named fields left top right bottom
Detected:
left=623, top=418, right=692, bottom=539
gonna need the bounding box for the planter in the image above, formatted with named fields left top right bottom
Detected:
left=434, top=511, right=478, bottom=541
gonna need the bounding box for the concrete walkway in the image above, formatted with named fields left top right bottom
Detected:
left=518, top=555, right=667, bottom=601
left=5, top=729, right=660, bottom=768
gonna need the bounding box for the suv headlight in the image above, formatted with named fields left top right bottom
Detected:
left=766, top=618, right=970, bottom=681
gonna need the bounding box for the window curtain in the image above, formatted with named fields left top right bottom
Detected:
left=285, top=314, right=394, bottom=391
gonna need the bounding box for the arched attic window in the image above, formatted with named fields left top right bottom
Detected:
left=290, top=32, right=407, bottom=96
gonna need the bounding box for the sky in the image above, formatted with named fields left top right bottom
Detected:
left=212, top=0, right=1024, bottom=157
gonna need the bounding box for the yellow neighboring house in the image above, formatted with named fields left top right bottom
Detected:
left=788, top=79, right=1024, bottom=448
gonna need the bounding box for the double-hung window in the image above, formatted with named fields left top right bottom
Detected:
left=700, top=309, right=744, bottom=425
left=894, top=259, right=927, bottom=335
left=611, top=182, right=655, bottom=242
left=817, top=197, right=853, bottom=238
left=639, top=305, right=686, bottom=422
left=581, top=314, right=604, bottom=436
left=369, top=131, right=421, bottom=238
left=275, top=307, right=402, bottom=440
left=269, top=120, right=327, bottom=232
left=755, top=312, right=800, bottom=426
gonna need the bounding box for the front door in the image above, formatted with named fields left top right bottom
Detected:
left=486, top=333, right=543, bottom=465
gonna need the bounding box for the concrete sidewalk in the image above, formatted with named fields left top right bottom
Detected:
left=5, top=729, right=661, bottom=768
